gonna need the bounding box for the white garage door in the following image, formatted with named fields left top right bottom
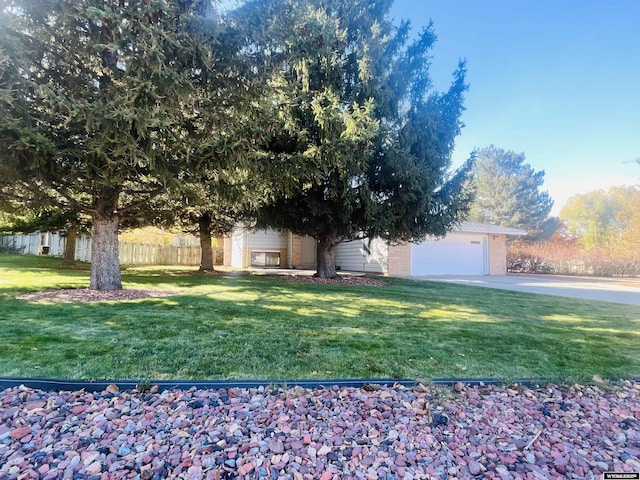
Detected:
left=411, top=233, right=488, bottom=275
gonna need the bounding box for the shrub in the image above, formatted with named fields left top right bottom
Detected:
left=507, top=239, right=640, bottom=277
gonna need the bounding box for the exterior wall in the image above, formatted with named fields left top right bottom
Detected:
left=387, top=243, right=412, bottom=275
left=334, top=238, right=388, bottom=273
left=246, top=229, right=288, bottom=251
left=223, top=236, right=232, bottom=267
left=488, top=234, right=507, bottom=275
left=291, top=235, right=303, bottom=267
left=1, top=227, right=516, bottom=274
left=227, top=228, right=288, bottom=268
left=279, top=248, right=288, bottom=267
left=247, top=229, right=287, bottom=268
left=230, top=229, right=246, bottom=268
left=291, top=235, right=317, bottom=269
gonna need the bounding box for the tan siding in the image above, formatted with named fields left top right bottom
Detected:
left=245, top=229, right=287, bottom=268
left=488, top=234, right=507, bottom=275
left=247, top=229, right=288, bottom=250
left=291, top=235, right=303, bottom=267
left=229, top=229, right=315, bottom=269
left=223, top=236, right=231, bottom=267
left=387, top=243, right=411, bottom=275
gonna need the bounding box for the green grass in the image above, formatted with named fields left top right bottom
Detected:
left=1, top=253, right=638, bottom=383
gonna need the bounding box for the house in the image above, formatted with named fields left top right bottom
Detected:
left=0, top=231, right=91, bottom=259
left=223, top=222, right=527, bottom=276
left=3, top=222, right=525, bottom=274
left=223, top=228, right=318, bottom=270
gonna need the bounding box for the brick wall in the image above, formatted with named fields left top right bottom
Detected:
left=488, top=234, right=507, bottom=275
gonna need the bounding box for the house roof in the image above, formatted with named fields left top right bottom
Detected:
left=454, top=221, right=528, bottom=236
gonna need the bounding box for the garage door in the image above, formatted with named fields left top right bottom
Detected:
left=411, top=233, right=487, bottom=275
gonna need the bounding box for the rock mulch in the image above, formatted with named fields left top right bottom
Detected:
left=279, top=276, right=389, bottom=287
left=1, top=382, right=639, bottom=479
left=17, top=289, right=177, bottom=304
left=16, top=274, right=386, bottom=305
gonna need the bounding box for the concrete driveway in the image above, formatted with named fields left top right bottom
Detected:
left=410, top=273, right=640, bottom=306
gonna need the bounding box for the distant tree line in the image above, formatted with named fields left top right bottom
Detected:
left=463, top=146, right=639, bottom=277
left=508, top=186, right=640, bottom=276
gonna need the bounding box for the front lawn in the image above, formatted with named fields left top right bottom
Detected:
left=0, top=254, right=638, bottom=383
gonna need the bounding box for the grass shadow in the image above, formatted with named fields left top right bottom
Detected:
left=1, top=253, right=638, bottom=382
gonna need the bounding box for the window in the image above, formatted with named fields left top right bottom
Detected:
left=251, top=251, right=281, bottom=267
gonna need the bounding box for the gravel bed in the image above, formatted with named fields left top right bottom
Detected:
left=1, top=382, right=639, bottom=479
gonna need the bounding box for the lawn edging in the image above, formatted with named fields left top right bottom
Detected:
left=0, top=376, right=556, bottom=393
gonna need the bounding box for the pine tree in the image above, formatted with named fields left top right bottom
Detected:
left=255, top=0, right=472, bottom=278
left=468, top=145, right=553, bottom=236
left=0, top=0, right=246, bottom=289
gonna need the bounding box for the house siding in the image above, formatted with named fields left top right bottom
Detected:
left=334, top=238, right=388, bottom=273
left=246, top=229, right=288, bottom=251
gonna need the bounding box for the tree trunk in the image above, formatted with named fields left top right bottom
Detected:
left=90, top=216, right=122, bottom=290
left=62, top=226, right=77, bottom=266
left=198, top=212, right=215, bottom=272
left=315, top=231, right=340, bottom=279
left=90, top=187, right=122, bottom=290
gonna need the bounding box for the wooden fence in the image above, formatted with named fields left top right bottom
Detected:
left=119, top=242, right=201, bottom=266
left=0, top=233, right=216, bottom=266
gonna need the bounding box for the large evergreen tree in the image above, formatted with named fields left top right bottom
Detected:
left=255, top=0, right=472, bottom=278
left=0, top=0, right=240, bottom=289
left=153, top=168, right=257, bottom=272
left=144, top=0, right=287, bottom=273
left=467, top=145, right=553, bottom=236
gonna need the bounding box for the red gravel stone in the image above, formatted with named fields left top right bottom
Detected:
left=10, top=426, right=31, bottom=440
left=1, top=382, right=639, bottom=479
left=25, top=401, right=46, bottom=411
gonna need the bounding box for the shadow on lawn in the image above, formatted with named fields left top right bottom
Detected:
left=3, top=269, right=639, bottom=381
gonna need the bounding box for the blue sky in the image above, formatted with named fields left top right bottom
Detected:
left=390, top=0, right=640, bottom=214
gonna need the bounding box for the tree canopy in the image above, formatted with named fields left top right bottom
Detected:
left=0, top=0, right=264, bottom=289
left=1, top=0, right=475, bottom=283
left=560, top=185, right=640, bottom=250
left=467, top=145, right=553, bottom=237
left=254, top=0, right=473, bottom=278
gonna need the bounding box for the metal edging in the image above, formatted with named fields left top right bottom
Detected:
left=0, top=377, right=418, bottom=393
left=1, top=376, right=636, bottom=393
